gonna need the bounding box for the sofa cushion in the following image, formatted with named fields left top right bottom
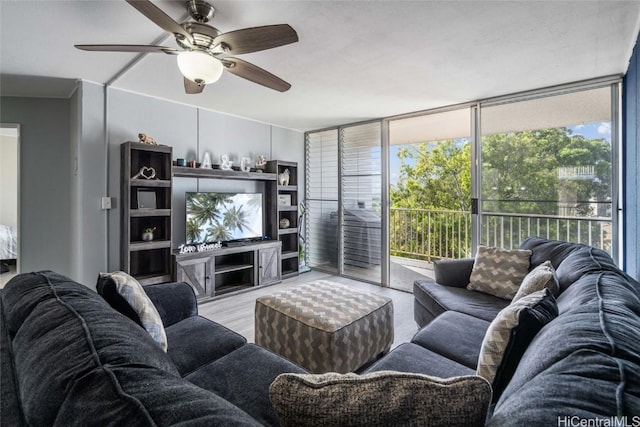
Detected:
left=467, top=246, right=532, bottom=300
left=477, top=289, right=558, bottom=401
left=6, top=273, right=180, bottom=427
left=412, top=311, right=490, bottom=369
left=3, top=271, right=97, bottom=335
left=269, top=371, right=491, bottom=427
left=555, top=246, right=620, bottom=292
left=55, top=365, right=262, bottom=426
left=414, top=280, right=510, bottom=322
left=519, top=236, right=584, bottom=269
left=97, top=271, right=167, bottom=351
left=142, top=281, right=198, bottom=327
left=364, top=343, right=475, bottom=377
left=488, top=350, right=640, bottom=425
left=512, top=260, right=559, bottom=301
left=433, top=258, right=475, bottom=287
left=186, top=344, right=306, bottom=427
left=0, top=294, right=24, bottom=427
left=165, top=316, right=246, bottom=376
left=491, top=270, right=640, bottom=421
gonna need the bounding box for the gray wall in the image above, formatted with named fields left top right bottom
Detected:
left=0, top=97, right=72, bottom=276
left=0, top=87, right=304, bottom=285
left=105, top=87, right=305, bottom=272
left=623, top=32, right=639, bottom=281
left=73, top=81, right=107, bottom=287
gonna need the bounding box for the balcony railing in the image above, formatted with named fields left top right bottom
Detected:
left=390, top=208, right=611, bottom=262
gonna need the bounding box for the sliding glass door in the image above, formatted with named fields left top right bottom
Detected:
left=479, top=85, right=616, bottom=255
left=305, top=123, right=382, bottom=282
left=305, top=79, right=621, bottom=288
left=387, top=107, right=473, bottom=291
left=341, top=122, right=382, bottom=282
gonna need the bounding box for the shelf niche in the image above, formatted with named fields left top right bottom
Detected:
left=266, top=160, right=300, bottom=279
left=121, top=142, right=173, bottom=285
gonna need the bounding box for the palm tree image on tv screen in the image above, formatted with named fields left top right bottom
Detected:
left=186, top=192, right=263, bottom=244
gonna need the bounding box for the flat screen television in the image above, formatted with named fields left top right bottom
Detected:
left=186, top=192, right=263, bottom=244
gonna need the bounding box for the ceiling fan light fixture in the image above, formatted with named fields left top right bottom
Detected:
left=177, top=51, right=223, bottom=84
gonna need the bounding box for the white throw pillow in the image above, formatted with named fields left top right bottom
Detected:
left=98, top=271, right=167, bottom=352
left=512, top=260, right=559, bottom=302
left=476, top=288, right=558, bottom=401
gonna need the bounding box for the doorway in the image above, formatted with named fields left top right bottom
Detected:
left=0, top=124, right=20, bottom=286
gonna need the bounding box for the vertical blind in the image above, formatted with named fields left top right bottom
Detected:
left=341, top=123, right=382, bottom=279
left=305, top=130, right=339, bottom=271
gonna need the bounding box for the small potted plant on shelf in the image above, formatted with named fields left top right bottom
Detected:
left=298, top=202, right=310, bottom=273
left=142, top=227, right=156, bottom=241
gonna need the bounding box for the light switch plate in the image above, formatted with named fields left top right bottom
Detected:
left=101, top=197, right=112, bottom=210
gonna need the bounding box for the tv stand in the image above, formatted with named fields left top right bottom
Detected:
left=173, top=240, right=281, bottom=301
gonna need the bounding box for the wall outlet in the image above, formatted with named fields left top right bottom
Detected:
left=101, top=197, right=112, bottom=210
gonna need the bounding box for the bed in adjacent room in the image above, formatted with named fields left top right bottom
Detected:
left=0, top=224, right=17, bottom=270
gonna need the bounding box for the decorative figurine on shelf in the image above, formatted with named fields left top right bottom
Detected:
left=200, top=152, right=212, bottom=169
left=255, top=155, right=267, bottom=172
left=279, top=218, right=290, bottom=229
left=142, top=227, right=156, bottom=241
left=240, top=157, right=251, bottom=172
left=132, top=166, right=156, bottom=180
left=278, top=168, right=290, bottom=186
left=220, top=154, right=233, bottom=171
left=138, top=133, right=157, bottom=145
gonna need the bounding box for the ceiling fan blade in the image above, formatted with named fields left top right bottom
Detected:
left=75, top=44, right=178, bottom=54
left=214, top=24, right=298, bottom=55
left=126, top=0, right=193, bottom=44
left=184, top=77, right=206, bottom=94
left=222, top=58, right=291, bottom=92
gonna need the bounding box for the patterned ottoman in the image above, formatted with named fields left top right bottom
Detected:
left=255, top=280, right=394, bottom=374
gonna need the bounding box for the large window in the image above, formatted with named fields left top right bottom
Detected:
left=388, top=108, right=472, bottom=291
left=479, top=86, right=615, bottom=253
left=305, top=79, right=621, bottom=288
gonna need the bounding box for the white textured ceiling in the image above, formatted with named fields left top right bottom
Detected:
left=1, top=1, right=639, bottom=132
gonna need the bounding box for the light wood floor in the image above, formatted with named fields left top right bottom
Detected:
left=198, top=270, right=420, bottom=349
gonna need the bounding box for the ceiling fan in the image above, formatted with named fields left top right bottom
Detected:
left=75, top=0, right=298, bottom=93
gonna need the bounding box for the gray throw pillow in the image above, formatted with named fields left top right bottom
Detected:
left=467, top=246, right=532, bottom=300
left=476, top=288, right=558, bottom=401
left=98, top=271, right=167, bottom=352
left=512, top=260, right=559, bottom=302
left=269, top=370, right=491, bottom=427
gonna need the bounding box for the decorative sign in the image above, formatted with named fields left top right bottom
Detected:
left=278, top=194, right=291, bottom=206
left=137, top=190, right=157, bottom=209
left=178, top=241, right=223, bottom=254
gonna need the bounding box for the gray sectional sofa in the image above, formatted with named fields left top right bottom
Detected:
left=0, top=273, right=304, bottom=426
left=1, top=237, right=639, bottom=425
left=371, top=237, right=640, bottom=423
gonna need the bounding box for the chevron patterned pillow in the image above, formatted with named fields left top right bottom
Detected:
left=270, top=371, right=491, bottom=427
left=97, top=271, right=168, bottom=352
left=512, top=260, right=560, bottom=302
left=467, top=246, right=532, bottom=300
left=476, top=288, right=558, bottom=401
